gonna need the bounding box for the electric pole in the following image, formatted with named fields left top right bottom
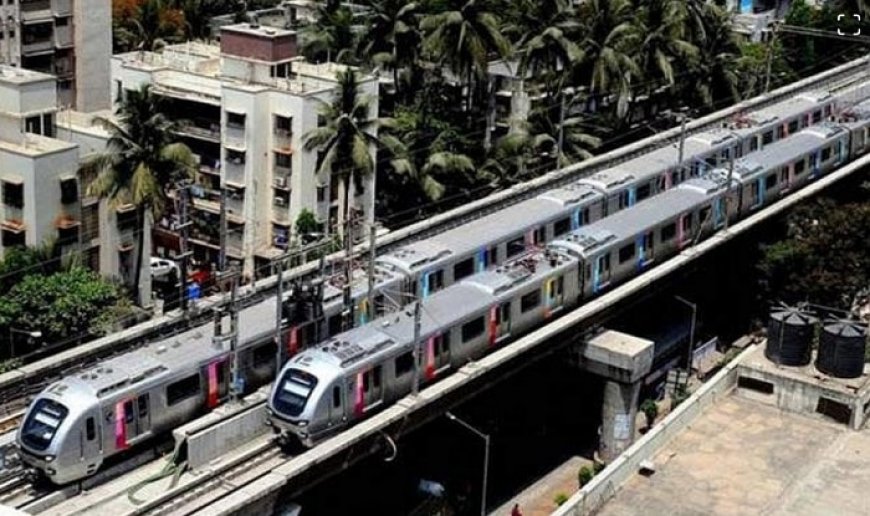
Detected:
left=176, top=181, right=192, bottom=312
left=676, top=112, right=687, bottom=180
left=212, top=268, right=241, bottom=402
left=218, top=185, right=228, bottom=278
left=724, top=150, right=736, bottom=231
left=342, top=205, right=354, bottom=330
left=366, top=223, right=377, bottom=321
left=557, top=91, right=566, bottom=169
left=274, top=253, right=285, bottom=370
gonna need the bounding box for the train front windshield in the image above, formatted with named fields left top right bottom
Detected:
left=274, top=368, right=318, bottom=417
left=20, top=399, right=69, bottom=451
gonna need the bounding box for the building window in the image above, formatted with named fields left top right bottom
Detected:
left=316, top=184, right=326, bottom=202
left=56, top=16, right=69, bottom=26
left=2, top=181, right=24, bottom=208
left=226, top=149, right=246, bottom=165
left=2, top=229, right=25, bottom=247
left=117, top=208, right=137, bottom=231
left=275, top=152, right=292, bottom=170
left=42, top=114, right=55, bottom=137
left=25, top=115, right=41, bottom=134
left=57, top=225, right=78, bottom=246
left=226, top=111, right=246, bottom=129
left=271, top=63, right=289, bottom=78
left=60, top=177, right=78, bottom=204
left=274, top=115, right=292, bottom=135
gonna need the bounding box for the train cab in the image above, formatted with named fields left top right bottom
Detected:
left=17, top=382, right=102, bottom=485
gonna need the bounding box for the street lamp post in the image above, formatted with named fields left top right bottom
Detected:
left=8, top=328, right=42, bottom=358
left=446, top=411, right=490, bottom=516
left=674, top=295, right=697, bottom=380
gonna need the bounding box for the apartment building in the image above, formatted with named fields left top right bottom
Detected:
left=0, top=65, right=151, bottom=305
left=0, top=0, right=110, bottom=112
left=111, top=23, right=379, bottom=281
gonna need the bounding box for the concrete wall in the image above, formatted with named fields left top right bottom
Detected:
left=73, top=0, right=111, bottom=111
left=553, top=345, right=757, bottom=516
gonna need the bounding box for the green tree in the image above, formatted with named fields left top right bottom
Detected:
left=573, top=0, right=640, bottom=119
left=640, top=398, right=659, bottom=430
left=303, top=69, right=381, bottom=241
left=295, top=208, right=320, bottom=241
left=300, top=0, right=358, bottom=64
left=113, top=0, right=187, bottom=53
left=758, top=199, right=870, bottom=309
left=359, top=0, right=422, bottom=99
left=0, top=268, right=132, bottom=357
left=684, top=4, right=741, bottom=108
left=577, top=465, right=594, bottom=487
left=421, top=0, right=511, bottom=112
left=79, top=84, right=196, bottom=305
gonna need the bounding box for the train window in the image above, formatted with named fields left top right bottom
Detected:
left=700, top=207, right=711, bottom=224
left=332, top=386, right=341, bottom=408
left=682, top=215, right=692, bottom=234
left=795, top=159, right=806, bottom=174
left=776, top=125, right=785, bottom=139
left=499, top=302, right=511, bottom=323
left=637, top=183, right=651, bottom=201
left=454, top=258, right=474, bottom=281
left=437, top=333, right=451, bottom=354
left=581, top=207, right=591, bottom=225
left=788, top=120, right=799, bottom=134
left=762, top=131, right=773, bottom=145
left=507, top=237, right=525, bottom=257
left=765, top=174, right=777, bottom=190
left=373, top=366, right=382, bottom=389
left=617, top=190, right=630, bottom=209
left=167, top=374, right=200, bottom=406
left=661, top=222, right=677, bottom=242
left=20, top=399, right=68, bottom=451
left=138, top=394, right=149, bottom=418
left=812, top=110, right=822, bottom=123
left=327, top=315, right=342, bottom=337
left=461, top=317, right=485, bottom=343
left=375, top=294, right=386, bottom=316
left=749, top=138, right=758, bottom=152
left=395, top=352, right=414, bottom=377
left=618, top=244, right=634, bottom=264
left=533, top=227, right=545, bottom=245
left=554, top=217, right=571, bottom=236
left=363, top=371, right=370, bottom=392
left=428, top=269, right=444, bottom=292
left=124, top=400, right=135, bottom=424
left=521, top=290, right=541, bottom=313
left=253, top=342, right=278, bottom=368
left=86, top=417, right=96, bottom=441
left=821, top=147, right=831, bottom=161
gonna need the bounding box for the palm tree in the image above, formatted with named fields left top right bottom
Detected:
left=303, top=69, right=380, bottom=242
left=420, top=0, right=511, bottom=112
left=113, top=0, right=186, bottom=53
left=514, top=0, right=583, bottom=103
left=79, top=85, right=196, bottom=306
left=300, top=0, right=358, bottom=64
left=634, top=0, right=698, bottom=116
left=359, top=0, right=422, bottom=99
left=574, top=0, right=641, bottom=120
left=685, top=4, right=741, bottom=108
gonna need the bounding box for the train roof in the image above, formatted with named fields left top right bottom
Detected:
left=377, top=185, right=600, bottom=273
left=52, top=294, right=285, bottom=400
left=320, top=262, right=403, bottom=306
left=742, top=91, right=833, bottom=128
left=551, top=179, right=721, bottom=257
left=591, top=130, right=737, bottom=189
left=734, top=124, right=846, bottom=177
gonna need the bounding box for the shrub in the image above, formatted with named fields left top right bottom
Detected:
left=554, top=492, right=569, bottom=507
left=577, top=466, right=594, bottom=487
left=640, top=398, right=659, bottom=429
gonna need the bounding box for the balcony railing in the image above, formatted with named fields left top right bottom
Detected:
left=177, top=119, right=220, bottom=142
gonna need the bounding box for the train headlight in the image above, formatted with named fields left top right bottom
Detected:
left=44, top=455, right=55, bottom=463
left=297, top=420, right=309, bottom=428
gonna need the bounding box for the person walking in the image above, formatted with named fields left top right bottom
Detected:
left=511, top=503, right=522, bottom=516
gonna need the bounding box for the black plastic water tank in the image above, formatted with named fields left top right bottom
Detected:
left=816, top=320, right=867, bottom=379
left=765, top=306, right=817, bottom=366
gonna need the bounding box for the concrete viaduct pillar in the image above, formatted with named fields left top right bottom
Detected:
left=576, top=330, right=654, bottom=463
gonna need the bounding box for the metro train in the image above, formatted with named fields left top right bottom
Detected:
left=267, top=118, right=870, bottom=447
left=15, top=86, right=870, bottom=484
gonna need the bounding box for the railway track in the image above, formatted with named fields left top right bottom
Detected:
left=0, top=56, right=868, bottom=445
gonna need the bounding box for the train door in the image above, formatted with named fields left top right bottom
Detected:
left=811, top=151, right=821, bottom=178
left=137, top=394, right=151, bottom=435
left=490, top=302, right=511, bottom=345
left=545, top=276, right=564, bottom=316
left=424, top=333, right=451, bottom=380
left=593, top=253, right=611, bottom=292
left=355, top=365, right=383, bottom=413
left=627, top=187, right=637, bottom=207
left=677, top=213, right=692, bottom=248
left=713, top=197, right=726, bottom=229
left=204, top=359, right=229, bottom=409
left=81, top=413, right=101, bottom=473
left=327, top=383, right=345, bottom=427
left=638, top=231, right=654, bottom=267
left=836, top=138, right=846, bottom=165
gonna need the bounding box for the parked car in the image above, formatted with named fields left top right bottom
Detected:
left=150, top=257, right=180, bottom=281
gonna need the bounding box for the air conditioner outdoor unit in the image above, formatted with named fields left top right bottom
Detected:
left=275, top=197, right=287, bottom=207
left=274, top=177, right=286, bottom=188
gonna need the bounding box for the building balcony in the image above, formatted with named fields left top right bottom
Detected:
left=21, top=37, right=53, bottom=55
left=51, top=0, right=72, bottom=16
left=20, top=0, right=51, bottom=15
left=177, top=119, right=221, bottom=143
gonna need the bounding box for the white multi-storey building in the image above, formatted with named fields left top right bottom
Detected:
left=0, top=0, right=111, bottom=112
left=0, top=65, right=151, bottom=304
left=111, top=24, right=378, bottom=281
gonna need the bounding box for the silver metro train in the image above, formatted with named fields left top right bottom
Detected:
left=268, top=116, right=870, bottom=446
left=17, top=85, right=870, bottom=483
